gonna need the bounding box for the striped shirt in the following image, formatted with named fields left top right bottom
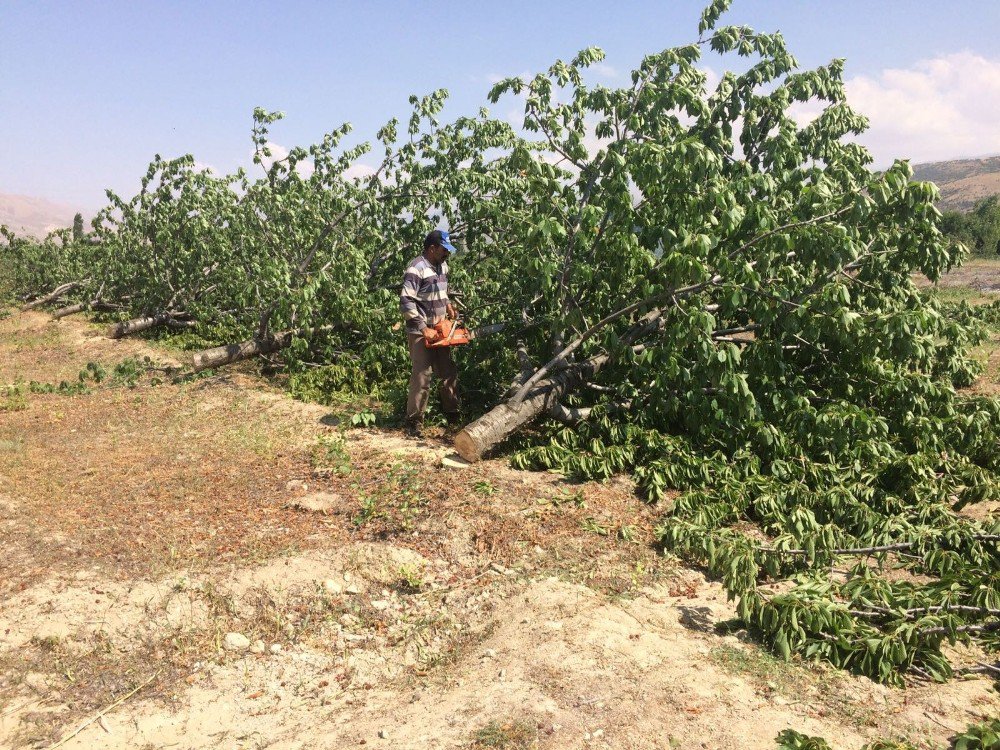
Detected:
left=400, top=254, right=450, bottom=334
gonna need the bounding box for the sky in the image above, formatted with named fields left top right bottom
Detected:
left=2, top=0, right=999, bottom=210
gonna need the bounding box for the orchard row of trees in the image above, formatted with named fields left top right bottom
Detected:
left=942, top=195, right=1000, bottom=257
left=3, top=0, right=998, bottom=687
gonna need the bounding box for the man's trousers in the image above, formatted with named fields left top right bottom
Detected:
left=406, top=333, right=460, bottom=422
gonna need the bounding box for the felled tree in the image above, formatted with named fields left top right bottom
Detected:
left=84, top=155, right=240, bottom=335
left=37, top=85, right=530, bottom=379
left=190, top=98, right=530, bottom=375
left=4, top=0, right=996, bottom=684
left=3, top=226, right=90, bottom=310
left=454, top=1, right=965, bottom=460
left=452, top=1, right=999, bottom=685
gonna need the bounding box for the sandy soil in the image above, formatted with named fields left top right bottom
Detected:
left=0, top=309, right=997, bottom=750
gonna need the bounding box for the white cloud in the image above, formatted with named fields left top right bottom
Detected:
left=260, top=140, right=288, bottom=164
left=192, top=160, right=218, bottom=175
left=592, top=63, right=618, bottom=80
left=254, top=141, right=315, bottom=178
left=505, top=107, right=526, bottom=127
left=702, top=65, right=722, bottom=94
left=343, top=163, right=377, bottom=180
left=845, top=52, right=1000, bottom=165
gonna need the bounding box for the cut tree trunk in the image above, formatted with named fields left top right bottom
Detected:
left=547, top=401, right=593, bottom=424
left=192, top=332, right=294, bottom=372
left=21, top=281, right=84, bottom=311
left=453, top=353, right=609, bottom=462
left=191, top=325, right=339, bottom=372
left=108, top=313, right=194, bottom=339
left=51, top=302, right=87, bottom=320
left=51, top=300, right=117, bottom=320
left=453, top=308, right=670, bottom=462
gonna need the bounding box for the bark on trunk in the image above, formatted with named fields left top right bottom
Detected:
left=51, top=300, right=116, bottom=320
left=192, top=332, right=293, bottom=372
left=51, top=302, right=88, bottom=319
left=108, top=313, right=194, bottom=339
left=453, top=309, right=668, bottom=462
left=190, top=325, right=338, bottom=372
left=547, top=402, right=593, bottom=424
left=453, top=353, right=609, bottom=462
left=21, top=281, right=83, bottom=311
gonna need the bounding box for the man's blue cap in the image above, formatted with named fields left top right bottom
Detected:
left=425, top=229, right=457, bottom=254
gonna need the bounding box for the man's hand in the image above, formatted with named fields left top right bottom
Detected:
left=446, top=303, right=457, bottom=320
left=423, top=326, right=440, bottom=343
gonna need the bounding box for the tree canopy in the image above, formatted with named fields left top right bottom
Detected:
left=941, top=195, right=1000, bottom=257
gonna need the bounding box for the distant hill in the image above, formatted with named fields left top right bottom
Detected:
left=911, top=156, right=1000, bottom=213
left=3, top=156, right=998, bottom=232
left=0, top=192, right=82, bottom=239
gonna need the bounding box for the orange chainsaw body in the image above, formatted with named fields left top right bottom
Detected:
left=424, top=319, right=471, bottom=348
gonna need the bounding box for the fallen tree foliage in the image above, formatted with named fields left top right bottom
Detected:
left=479, top=0, right=1000, bottom=684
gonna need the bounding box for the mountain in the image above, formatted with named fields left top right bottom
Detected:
left=3, top=155, right=998, bottom=234
left=911, top=156, right=1000, bottom=213
left=0, top=192, right=83, bottom=239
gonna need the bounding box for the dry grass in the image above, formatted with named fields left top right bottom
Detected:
left=0, top=632, right=170, bottom=748
left=2, top=306, right=998, bottom=749
left=914, top=257, right=1000, bottom=294
left=1, top=309, right=667, bottom=598
left=330, top=439, right=671, bottom=599
left=472, top=719, right=539, bottom=748
left=708, top=643, right=890, bottom=731
left=969, top=331, right=1000, bottom=396
left=0, top=381, right=333, bottom=593
left=0, top=307, right=678, bottom=746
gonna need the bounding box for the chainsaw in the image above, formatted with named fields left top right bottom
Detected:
left=424, top=318, right=472, bottom=348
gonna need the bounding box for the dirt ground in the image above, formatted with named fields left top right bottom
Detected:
left=916, top=257, right=1000, bottom=296
left=1, top=304, right=998, bottom=750
left=921, top=258, right=1000, bottom=395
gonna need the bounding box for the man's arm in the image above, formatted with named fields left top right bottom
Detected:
left=400, top=265, right=430, bottom=333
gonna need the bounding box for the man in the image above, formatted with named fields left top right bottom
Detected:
left=399, top=229, right=461, bottom=436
